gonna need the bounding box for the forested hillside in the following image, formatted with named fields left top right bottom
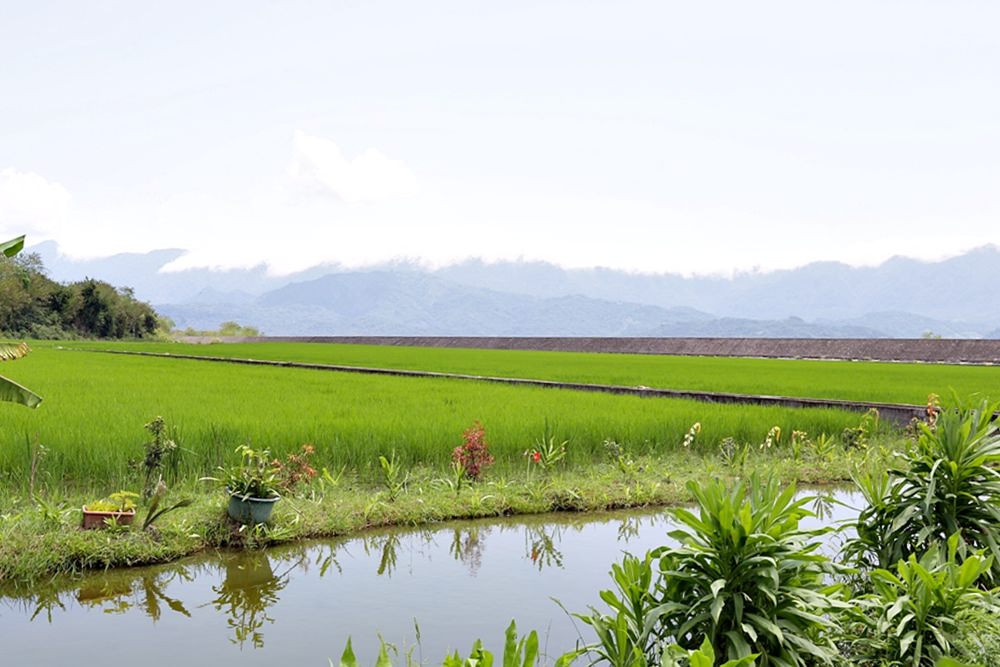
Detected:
left=0, top=251, right=161, bottom=339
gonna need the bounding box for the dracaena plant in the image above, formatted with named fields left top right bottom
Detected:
left=1, top=235, right=42, bottom=409
left=567, top=477, right=844, bottom=667
left=843, top=397, right=1000, bottom=578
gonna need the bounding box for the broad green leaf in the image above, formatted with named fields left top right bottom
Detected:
left=0, top=375, right=42, bottom=408
left=339, top=638, right=359, bottom=667
left=1, top=235, right=25, bottom=257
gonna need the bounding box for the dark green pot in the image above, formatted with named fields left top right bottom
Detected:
left=226, top=491, right=279, bottom=524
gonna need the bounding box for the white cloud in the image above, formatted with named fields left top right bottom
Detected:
left=288, top=130, right=419, bottom=204
left=0, top=169, right=73, bottom=239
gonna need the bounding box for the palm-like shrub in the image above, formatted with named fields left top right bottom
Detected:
left=844, top=398, right=1000, bottom=577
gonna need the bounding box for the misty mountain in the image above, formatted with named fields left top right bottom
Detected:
left=157, top=270, right=890, bottom=337
left=28, top=241, right=1000, bottom=337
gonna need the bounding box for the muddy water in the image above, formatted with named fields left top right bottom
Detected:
left=0, top=488, right=861, bottom=666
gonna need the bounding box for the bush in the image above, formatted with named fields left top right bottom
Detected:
left=843, top=398, right=1000, bottom=577
left=568, top=477, right=843, bottom=667
left=837, top=534, right=998, bottom=667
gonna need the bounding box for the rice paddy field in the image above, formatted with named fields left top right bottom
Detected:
left=59, top=340, right=1000, bottom=404
left=0, top=343, right=896, bottom=490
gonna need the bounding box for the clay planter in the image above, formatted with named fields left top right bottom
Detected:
left=226, top=491, right=279, bottom=525
left=81, top=507, right=136, bottom=530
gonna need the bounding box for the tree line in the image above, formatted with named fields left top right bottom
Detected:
left=0, top=250, right=162, bottom=339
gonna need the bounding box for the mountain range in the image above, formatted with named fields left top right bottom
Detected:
left=28, top=241, right=1000, bottom=338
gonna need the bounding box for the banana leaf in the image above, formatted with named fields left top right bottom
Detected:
left=0, top=342, right=42, bottom=408
left=1, top=235, right=25, bottom=258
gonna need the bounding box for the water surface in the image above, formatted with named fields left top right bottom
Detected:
left=0, top=488, right=860, bottom=665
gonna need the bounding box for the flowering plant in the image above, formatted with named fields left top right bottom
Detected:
left=452, top=421, right=494, bottom=481
left=271, top=443, right=318, bottom=492
left=681, top=422, right=702, bottom=448
left=526, top=432, right=567, bottom=471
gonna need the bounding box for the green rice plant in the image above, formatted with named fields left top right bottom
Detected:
left=69, top=339, right=1000, bottom=406
left=838, top=534, right=999, bottom=667
left=843, top=397, right=1000, bottom=576
left=0, top=347, right=875, bottom=489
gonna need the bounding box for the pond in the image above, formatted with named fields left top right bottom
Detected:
left=0, top=487, right=861, bottom=666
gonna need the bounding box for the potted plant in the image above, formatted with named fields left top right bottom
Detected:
left=82, top=491, right=139, bottom=529
left=207, top=444, right=281, bottom=524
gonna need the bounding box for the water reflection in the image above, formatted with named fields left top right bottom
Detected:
left=0, top=489, right=860, bottom=666
left=209, top=553, right=291, bottom=649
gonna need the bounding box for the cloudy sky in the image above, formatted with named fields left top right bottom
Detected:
left=1, top=1, right=997, bottom=276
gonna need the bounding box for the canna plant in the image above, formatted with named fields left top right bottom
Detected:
left=1, top=235, right=42, bottom=409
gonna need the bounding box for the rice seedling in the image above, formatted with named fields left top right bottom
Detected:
left=0, top=348, right=867, bottom=490
left=58, top=339, right=1000, bottom=405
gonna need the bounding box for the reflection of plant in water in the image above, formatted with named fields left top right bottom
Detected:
left=74, top=569, right=192, bottom=620
left=525, top=524, right=564, bottom=570
left=210, top=553, right=289, bottom=649
left=27, top=588, right=66, bottom=623
left=314, top=544, right=343, bottom=577
left=362, top=533, right=402, bottom=577
left=449, top=527, right=488, bottom=577
left=617, top=516, right=643, bottom=542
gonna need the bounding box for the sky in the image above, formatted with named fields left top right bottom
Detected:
left=1, top=0, right=998, bottom=276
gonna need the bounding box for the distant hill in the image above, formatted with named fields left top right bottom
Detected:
left=30, top=241, right=1000, bottom=337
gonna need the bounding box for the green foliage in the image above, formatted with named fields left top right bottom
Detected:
left=844, top=398, right=1000, bottom=576
left=0, top=234, right=42, bottom=408
left=211, top=444, right=280, bottom=499
left=80, top=339, right=1000, bottom=405
left=378, top=451, right=409, bottom=501
left=85, top=491, right=139, bottom=512
left=0, top=344, right=867, bottom=487
left=141, top=416, right=178, bottom=499
left=661, top=638, right=758, bottom=667
left=950, top=607, right=1000, bottom=667
left=141, top=480, right=193, bottom=530
left=655, top=477, right=843, bottom=666
left=0, top=241, right=159, bottom=340
left=569, top=477, right=843, bottom=667
left=839, top=534, right=999, bottom=667
left=334, top=620, right=540, bottom=667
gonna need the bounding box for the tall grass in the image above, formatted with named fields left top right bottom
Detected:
left=57, top=340, right=1000, bottom=404
left=0, top=348, right=865, bottom=490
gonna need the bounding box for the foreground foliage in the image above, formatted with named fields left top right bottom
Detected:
left=568, top=478, right=842, bottom=667
left=844, top=397, right=1000, bottom=577
left=839, top=534, right=999, bottom=667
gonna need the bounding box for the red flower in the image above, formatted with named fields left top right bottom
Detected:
left=531, top=451, right=541, bottom=463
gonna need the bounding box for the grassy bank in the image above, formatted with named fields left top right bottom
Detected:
left=0, top=347, right=868, bottom=489
left=0, top=447, right=875, bottom=588
left=57, top=339, right=1000, bottom=404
